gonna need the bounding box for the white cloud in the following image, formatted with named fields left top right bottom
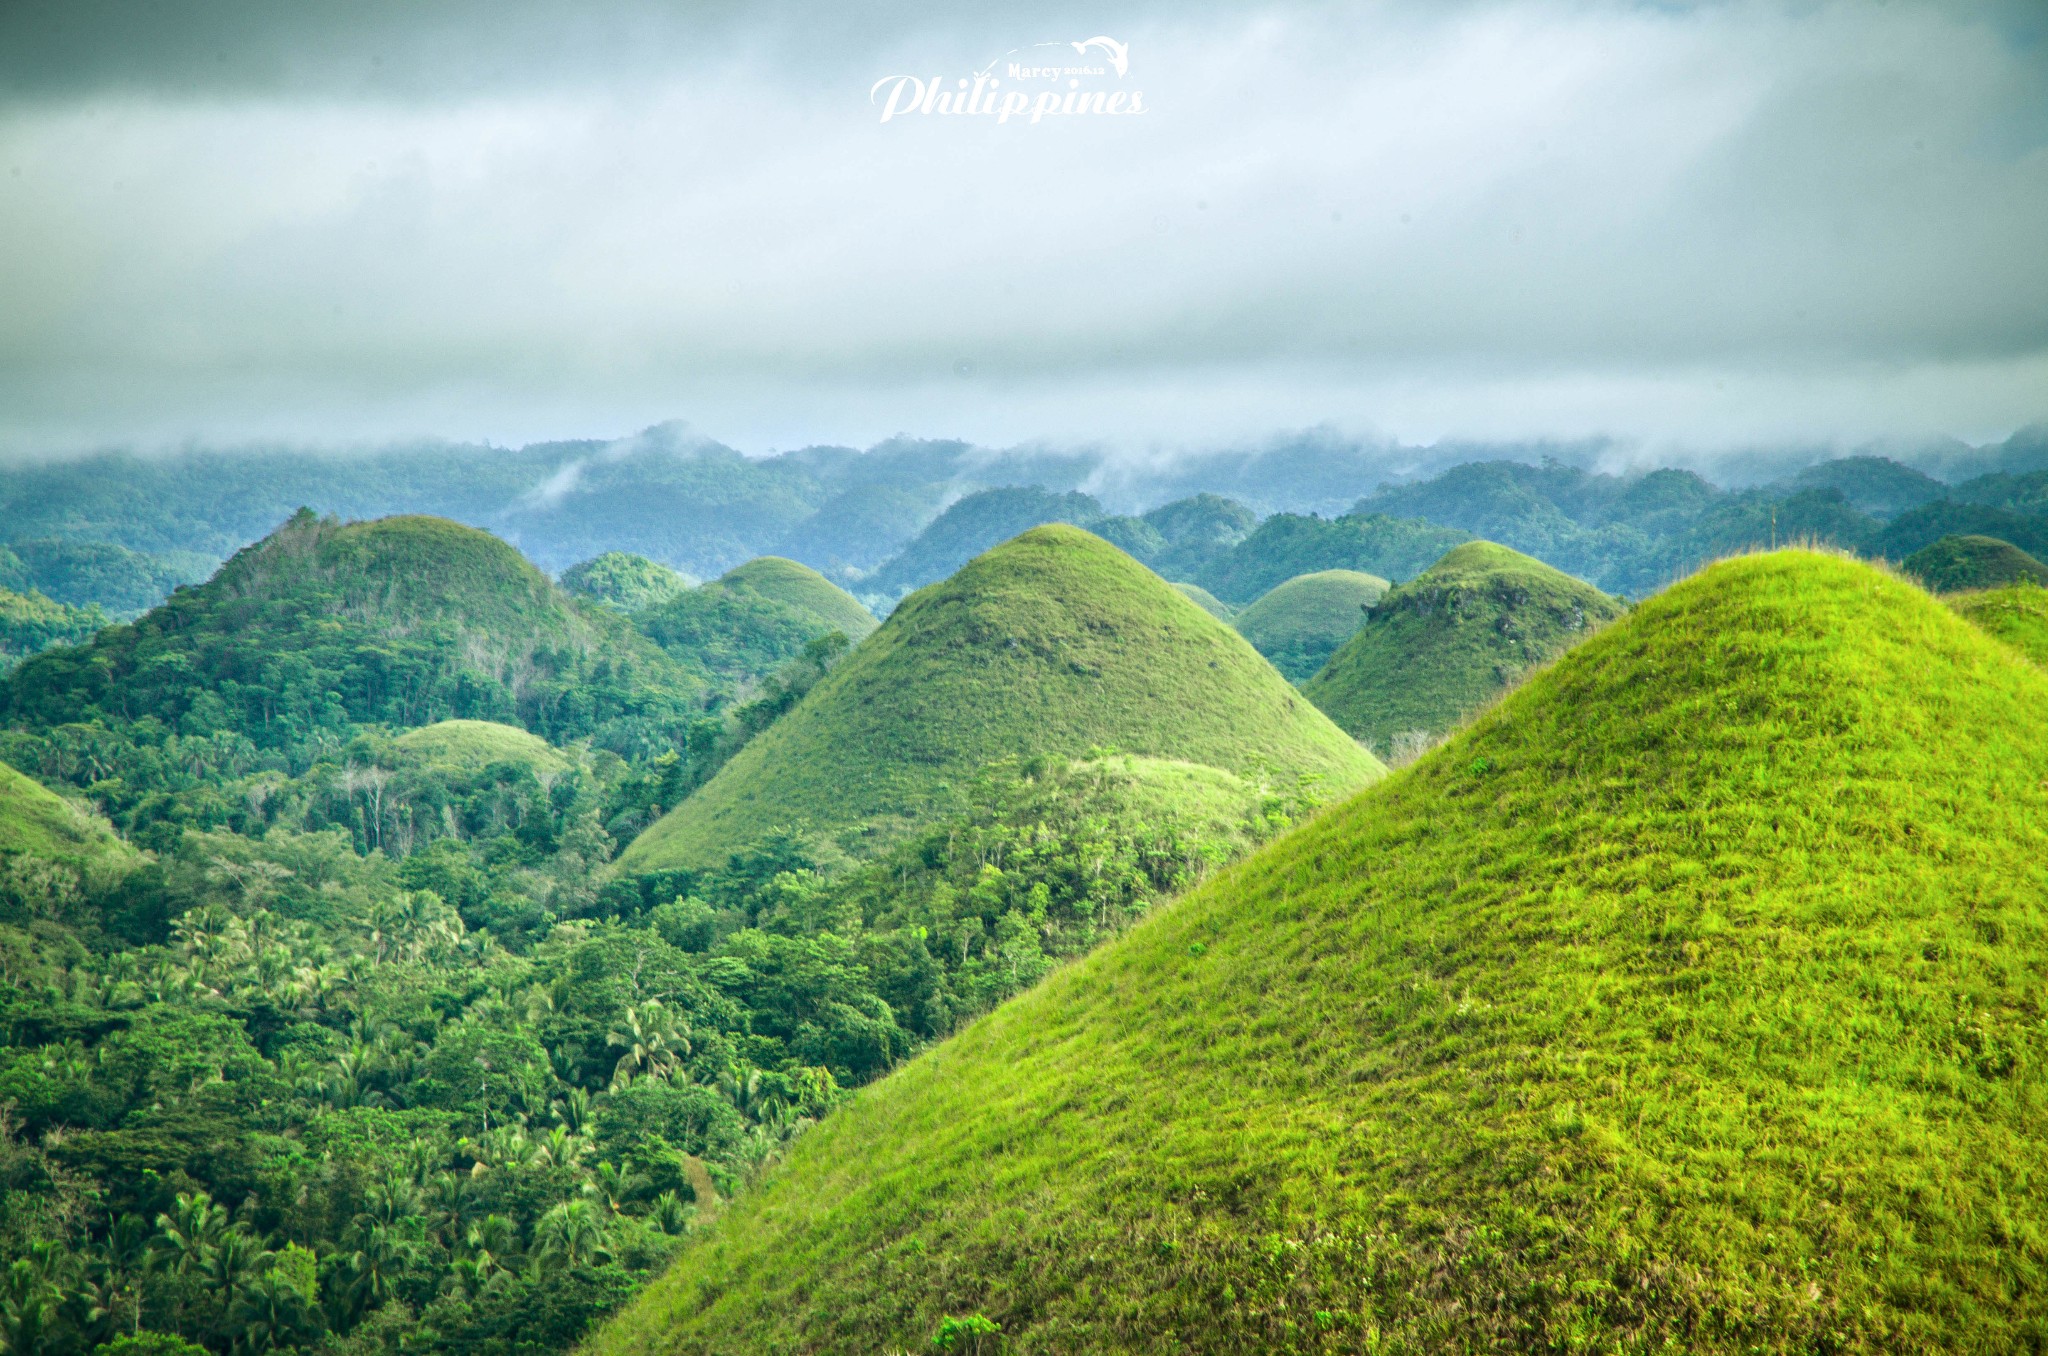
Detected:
left=0, top=0, right=2042, bottom=455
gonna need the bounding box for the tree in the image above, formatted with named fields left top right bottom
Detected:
left=530, top=1200, right=610, bottom=1274
left=606, top=1001, right=689, bottom=1090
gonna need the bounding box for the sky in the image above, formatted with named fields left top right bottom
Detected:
left=0, top=0, right=2045, bottom=460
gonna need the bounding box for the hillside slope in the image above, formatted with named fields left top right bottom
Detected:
left=1231, top=569, right=1388, bottom=681
left=1304, top=541, right=1623, bottom=755
left=0, top=758, right=133, bottom=870
left=621, top=526, right=1382, bottom=870
left=635, top=556, right=877, bottom=685
left=1904, top=534, right=2048, bottom=593
left=1951, top=584, right=2048, bottom=666
left=0, top=511, right=703, bottom=749
left=592, top=550, right=2048, bottom=1355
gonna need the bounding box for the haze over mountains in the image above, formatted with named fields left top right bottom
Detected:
left=3, top=423, right=2046, bottom=624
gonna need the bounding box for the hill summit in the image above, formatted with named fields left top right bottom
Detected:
left=592, top=550, right=2048, bottom=1354
left=1303, top=540, right=1622, bottom=755
left=1904, top=533, right=2048, bottom=593
left=621, top=525, right=1382, bottom=870
left=634, top=555, right=877, bottom=684
left=0, top=511, right=703, bottom=748
left=1231, top=568, right=1389, bottom=680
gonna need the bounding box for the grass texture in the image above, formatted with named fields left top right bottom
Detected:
left=1232, top=570, right=1390, bottom=681
left=1303, top=541, right=1623, bottom=755
left=620, top=526, right=1382, bottom=870
left=591, top=550, right=2048, bottom=1355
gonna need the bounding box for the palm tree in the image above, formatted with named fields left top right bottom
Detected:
left=233, top=1269, right=314, bottom=1354
left=607, top=1000, right=690, bottom=1090
left=530, top=1200, right=611, bottom=1274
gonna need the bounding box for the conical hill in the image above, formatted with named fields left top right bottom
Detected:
left=1303, top=539, right=1622, bottom=755
left=0, top=512, right=703, bottom=746
left=591, top=550, right=2048, bottom=1354
left=634, top=556, right=878, bottom=684
left=1231, top=568, right=1389, bottom=680
left=1905, top=534, right=2048, bottom=594
left=620, top=525, right=1382, bottom=870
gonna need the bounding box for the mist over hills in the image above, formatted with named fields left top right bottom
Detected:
left=4, top=422, right=2046, bottom=622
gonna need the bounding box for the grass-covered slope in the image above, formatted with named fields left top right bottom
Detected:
left=1171, top=582, right=1235, bottom=620
left=621, top=526, right=1381, bottom=870
left=635, top=557, right=877, bottom=685
left=391, top=718, right=572, bottom=776
left=559, top=551, right=693, bottom=612
left=1951, top=583, right=2048, bottom=666
left=0, top=758, right=132, bottom=869
left=1232, top=569, right=1389, bottom=681
left=0, top=511, right=703, bottom=749
left=1903, top=534, right=2048, bottom=593
left=1304, top=541, right=1623, bottom=755
left=593, top=550, right=2048, bottom=1355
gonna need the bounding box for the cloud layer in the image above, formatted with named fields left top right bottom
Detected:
left=1, top=0, right=2044, bottom=455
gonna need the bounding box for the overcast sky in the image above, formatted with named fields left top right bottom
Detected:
left=0, top=0, right=2044, bottom=459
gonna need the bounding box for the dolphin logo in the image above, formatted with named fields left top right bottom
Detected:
left=1070, top=36, right=1129, bottom=76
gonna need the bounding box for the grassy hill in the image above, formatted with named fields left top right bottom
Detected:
left=1951, top=583, right=2048, bottom=666
left=862, top=487, right=1105, bottom=601
left=0, top=511, right=703, bottom=751
left=590, top=549, right=2048, bottom=1355
left=635, top=557, right=877, bottom=686
left=1303, top=541, right=1623, bottom=756
left=621, top=525, right=1382, bottom=870
left=1231, top=569, right=1389, bottom=681
left=391, top=718, right=573, bottom=776
left=1903, top=534, right=2048, bottom=593
left=1196, top=512, right=1472, bottom=603
left=1171, top=582, right=1235, bottom=620
left=0, top=757, right=133, bottom=870
left=558, top=551, right=693, bottom=612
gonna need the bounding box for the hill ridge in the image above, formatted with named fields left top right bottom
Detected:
left=622, top=524, right=1382, bottom=869
left=592, top=548, right=2048, bottom=1354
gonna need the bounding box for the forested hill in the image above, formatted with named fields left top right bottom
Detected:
left=0, top=511, right=706, bottom=756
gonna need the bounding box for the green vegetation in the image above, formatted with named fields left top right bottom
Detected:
left=1950, top=583, right=2048, bottom=666
left=0, top=756, right=133, bottom=871
left=559, top=553, right=693, bottom=613
left=0, top=539, right=213, bottom=618
left=1197, top=512, right=1473, bottom=602
left=1903, top=534, right=2048, bottom=593
left=862, top=488, right=1106, bottom=601
left=391, top=719, right=574, bottom=777
left=624, top=526, right=1382, bottom=870
left=0, top=510, right=702, bottom=752
left=0, top=585, right=107, bottom=669
left=1230, top=569, right=1388, bottom=681
left=634, top=557, right=876, bottom=686
left=592, top=549, right=2048, bottom=1355
left=1304, top=541, right=1624, bottom=757
left=1170, top=582, right=1234, bottom=620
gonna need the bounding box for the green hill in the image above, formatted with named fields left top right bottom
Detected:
left=862, top=487, right=1105, bottom=601
left=0, top=585, right=106, bottom=669
left=1231, top=569, right=1388, bottom=681
left=1303, top=541, right=1623, bottom=756
left=591, top=549, right=2048, bottom=1355
left=621, top=525, right=1382, bottom=870
left=558, top=551, right=692, bottom=612
left=1196, top=512, right=1472, bottom=603
left=391, top=718, right=573, bottom=776
left=635, top=557, right=877, bottom=685
left=1171, top=582, right=1234, bottom=620
left=1903, top=534, right=2048, bottom=593
left=0, top=757, right=133, bottom=871
left=1951, top=583, right=2048, bottom=665
left=0, top=511, right=703, bottom=751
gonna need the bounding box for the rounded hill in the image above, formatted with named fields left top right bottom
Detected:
left=0, top=511, right=704, bottom=749
left=1231, top=568, right=1388, bottom=681
left=1170, top=582, right=1234, bottom=620
left=559, top=551, right=692, bottom=613
left=391, top=719, right=572, bottom=776
left=592, top=550, right=2048, bottom=1354
left=0, top=757, right=133, bottom=873
left=1951, top=583, right=2048, bottom=666
left=620, top=525, right=1382, bottom=870
left=1303, top=540, right=1622, bottom=756
left=1903, top=534, right=2048, bottom=594
left=634, top=556, right=877, bottom=685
